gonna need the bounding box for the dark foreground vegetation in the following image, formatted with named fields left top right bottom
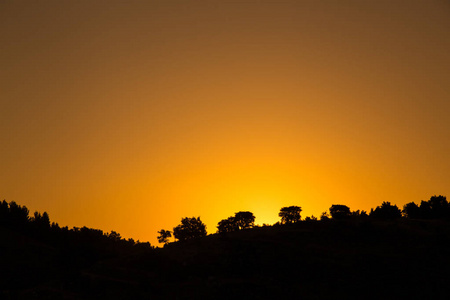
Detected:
left=2, top=196, right=450, bottom=299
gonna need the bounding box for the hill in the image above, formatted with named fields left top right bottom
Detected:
left=2, top=219, right=450, bottom=299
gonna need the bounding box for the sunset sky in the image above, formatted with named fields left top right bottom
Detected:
left=1, top=0, right=449, bottom=245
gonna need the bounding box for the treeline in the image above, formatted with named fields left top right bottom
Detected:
left=2, top=195, right=447, bottom=248
left=158, top=195, right=448, bottom=244
left=0, top=200, right=152, bottom=260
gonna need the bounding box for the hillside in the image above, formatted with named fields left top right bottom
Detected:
left=2, top=219, right=450, bottom=299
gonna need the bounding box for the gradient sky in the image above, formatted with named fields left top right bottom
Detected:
left=1, top=0, right=449, bottom=245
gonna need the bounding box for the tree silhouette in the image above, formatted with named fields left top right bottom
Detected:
left=173, top=217, right=207, bottom=241
left=402, top=202, right=420, bottom=219
left=278, top=206, right=302, bottom=224
left=8, top=201, right=29, bottom=229
left=157, top=229, right=172, bottom=244
left=419, top=200, right=432, bottom=219
left=370, top=202, right=402, bottom=219
left=405, top=195, right=450, bottom=219
left=428, top=195, right=449, bottom=219
left=233, top=211, right=255, bottom=230
left=0, top=200, right=9, bottom=223
left=32, top=211, right=50, bottom=230
left=329, top=205, right=351, bottom=219
left=217, top=211, right=255, bottom=233
left=217, top=216, right=239, bottom=234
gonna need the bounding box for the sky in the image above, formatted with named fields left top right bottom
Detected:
left=1, top=0, right=449, bottom=245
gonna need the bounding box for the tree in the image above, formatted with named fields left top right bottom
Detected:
left=217, top=216, right=238, bottom=234
left=32, top=211, right=50, bottom=229
left=234, top=211, right=255, bottom=230
left=279, top=206, right=302, bottom=224
left=406, top=195, right=450, bottom=219
left=8, top=201, right=29, bottom=229
left=419, top=200, right=432, bottom=219
left=217, top=211, right=255, bottom=233
left=173, top=217, right=207, bottom=241
left=402, top=202, right=420, bottom=219
left=428, top=195, right=449, bottom=219
left=157, top=229, right=172, bottom=244
left=370, top=201, right=402, bottom=219
left=329, top=205, right=351, bottom=219
left=0, top=200, right=9, bottom=222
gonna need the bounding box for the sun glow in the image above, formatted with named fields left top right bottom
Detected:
left=1, top=1, right=449, bottom=246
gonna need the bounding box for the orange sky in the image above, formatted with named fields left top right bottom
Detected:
left=1, top=0, right=449, bottom=245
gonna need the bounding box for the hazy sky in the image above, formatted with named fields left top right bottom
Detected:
left=1, top=0, right=449, bottom=244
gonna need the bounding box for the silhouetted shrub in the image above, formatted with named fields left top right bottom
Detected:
left=278, top=206, right=302, bottom=224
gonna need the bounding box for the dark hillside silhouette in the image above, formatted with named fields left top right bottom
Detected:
left=2, top=196, right=450, bottom=299
left=0, top=199, right=152, bottom=298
